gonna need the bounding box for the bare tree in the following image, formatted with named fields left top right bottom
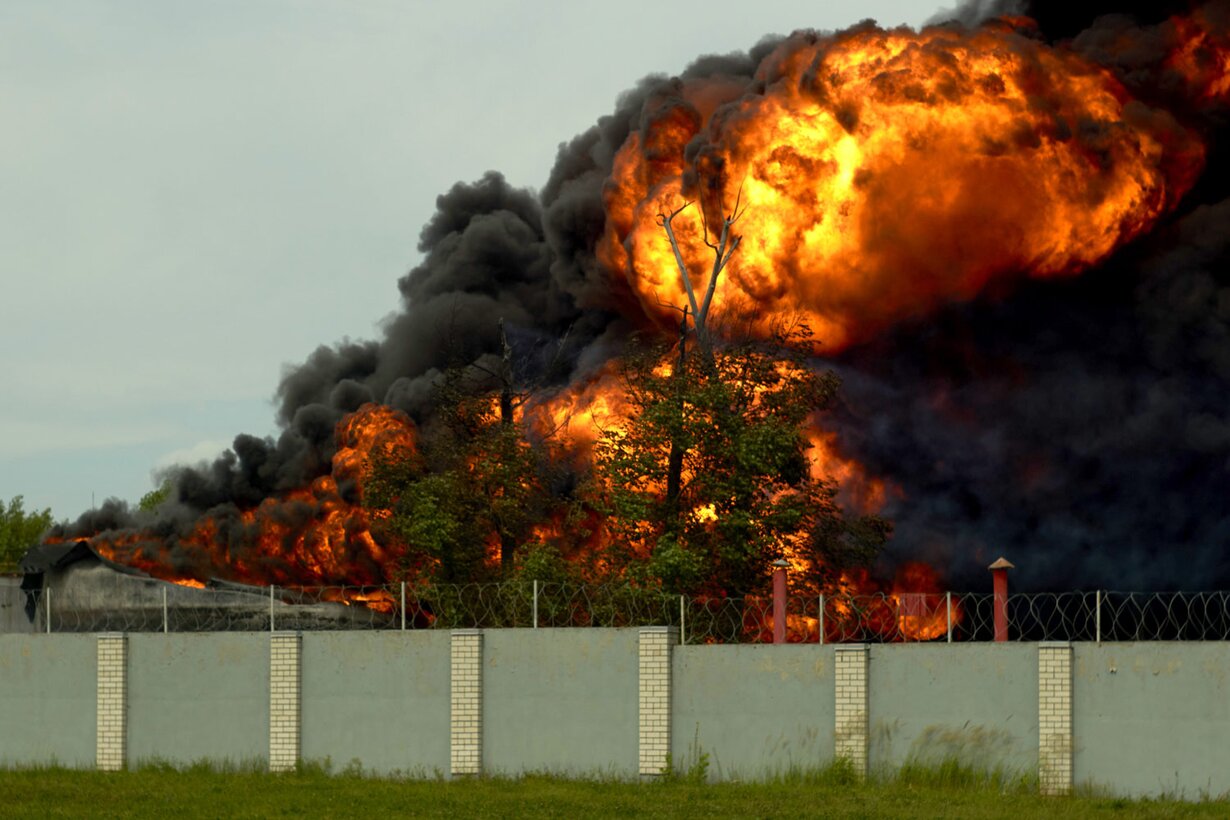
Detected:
left=463, top=317, right=577, bottom=570
left=655, top=192, right=745, bottom=520
left=656, top=191, right=745, bottom=359
left=466, top=317, right=573, bottom=426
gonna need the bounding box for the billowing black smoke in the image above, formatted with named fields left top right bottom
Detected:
left=50, top=48, right=781, bottom=543
left=55, top=1, right=1230, bottom=591
left=827, top=0, right=1230, bottom=589
left=834, top=196, right=1230, bottom=590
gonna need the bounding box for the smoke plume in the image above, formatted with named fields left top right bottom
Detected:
left=54, top=1, right=1230, bottom=592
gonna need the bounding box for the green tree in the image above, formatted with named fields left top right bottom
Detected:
left=0, top=495, right=54, bottom=574
left=592, top=323, right=888, bottom=596
left=138, top=480, right=172, bottom=512
left=364, top=366, right=574, bottom=583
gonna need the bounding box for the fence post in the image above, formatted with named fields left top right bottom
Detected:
left=989, top=557, right=1014, bottom=642
left=680, top=595, right=686, bottom=646
left=638, top=626, right=679, bottom=778
left=834, top=644, right=869, bottom=778
left=533, top=580, right=539, bottom=629
left=772, top=559, right=789, bottom=644
left=1095, top=590, right=1102, bottom=645
left=269, top=631, right=302, bottom=772
left=946, top=591, right=952, bottom=643
left=450, top=630, right=484, bottom=777
left=45, top=586, right=52, bottom=634
left=818, top=594, right=825, bottom=645
left=96, top=633, right=128, bottom=771
left=401, top=582, right=407, bottom=631
left=162, top=586, right=169, bottom=634
left=1038, top=642, right=1073, bottom=795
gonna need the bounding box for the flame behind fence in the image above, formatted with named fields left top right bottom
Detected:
left=8, top=580, right=1230, bottom=642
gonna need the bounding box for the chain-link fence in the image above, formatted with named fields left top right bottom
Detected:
left=24, top=580, right=399, bottom=633
left=684, top=591, right=1230, bottom=643
left=12, top=579, right=1230, bottom=642
left=19, top=579, right=685, bottom=635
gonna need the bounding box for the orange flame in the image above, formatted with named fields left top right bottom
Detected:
left=730, top=564, right=963, bottom=643
left=527, top=357, right=891, bottom=515
left=59, top=16, right=1227, bottom=621
left=1167, top=11, right=1230, bottom=103
left=601, top=22, right=1207, bottom=352
left=85, top=403, right=419, bottom=594
left=889, top=562, right=959, bottom=641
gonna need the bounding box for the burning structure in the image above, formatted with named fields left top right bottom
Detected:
left=18, top=541, right=394, bottom=632
left=30, top=1, right=1230, bottom=614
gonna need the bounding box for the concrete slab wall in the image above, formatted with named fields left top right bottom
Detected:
left=127, top=634, right=268, bottom=766
left=0, top=635, right=95, bottom=766
left=0, top=579, right=35, bottom=635
left=2, top=630, right=1229, bottom=797
left=673, top=644, right=835, bottom=779
left=482, top=629, right=638, bottom=777
left=1073, top=643, right=1230, bottom=798
left=300, top=631, right=450, bottom=775
left=868, top=644, right=1038, bottom=775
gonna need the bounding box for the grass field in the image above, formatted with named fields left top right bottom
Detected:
left=1, top=760, right=1226, bottom=818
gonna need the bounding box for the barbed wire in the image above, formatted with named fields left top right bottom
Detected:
left=7, top=580, right=1230, bottom=642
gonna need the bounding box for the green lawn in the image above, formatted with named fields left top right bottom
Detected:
left=0, top=762, right=1225, bottom=819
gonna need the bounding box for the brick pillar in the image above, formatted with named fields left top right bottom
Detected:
left=638, top=626, right=679, bottom=777
left=1038, top=641, right=1073, bottom=796
left=450, top=629, right=483, bottom=776
left=269, top=631, right=302, bottom=772
left=96, top=633, right=127, bottom=771
left=834, top=644, right=869, bottom=778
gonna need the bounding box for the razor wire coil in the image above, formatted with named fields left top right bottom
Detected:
left=7, top=581, right=1230, bottom=642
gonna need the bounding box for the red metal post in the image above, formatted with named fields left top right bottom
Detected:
left=772, top=559, right=789, bottom=644
left=989, top=557, right=1014, bottom=642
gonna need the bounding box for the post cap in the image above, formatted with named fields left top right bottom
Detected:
left=988, top=557, right=1015, bottom=570
left=771, top=559, right=790, bottom=568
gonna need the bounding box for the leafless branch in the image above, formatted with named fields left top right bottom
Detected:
left=658, top=203, right=705, bottom=330
left=654, top=295, right=693, bottom=319
left=658, top=187, right=748, bottom=362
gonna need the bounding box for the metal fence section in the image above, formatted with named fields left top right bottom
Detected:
left=20, top=580, right=684, bottom=635
left=0, top=578, right=31, bottom=634
left=12, top=580, right=1230, bottom=642
left=409, top=582, right=681, bottom=630
left=26, top=580, right=402, bottom=633
left=683, top=591, right=1230, bottom=643
left=684, top=592, right=964, bottom=644
left=1005, top=591, right=1230, bottom=642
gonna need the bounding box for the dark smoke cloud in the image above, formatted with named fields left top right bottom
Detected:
left=277, top=171, right=575, bottom=428
left=54, top=4, right=1230, bottom=592
left=927, top=0, right=1028, bottom=27
left=1019, top=1, right=1198, bottom=40
left=818, top=1, right=1230, bottom=589
left=540, top=45, right=778, bottom=315
left=832, top=191, right=1230, bottom=590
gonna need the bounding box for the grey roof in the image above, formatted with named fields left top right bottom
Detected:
left=19, top=540, right=147, bottom=578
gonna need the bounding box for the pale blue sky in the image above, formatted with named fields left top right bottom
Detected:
left=1, top=1, right=940, bottom=520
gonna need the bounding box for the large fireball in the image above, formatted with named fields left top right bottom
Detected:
left=602, top=23, right=1206, bottom=351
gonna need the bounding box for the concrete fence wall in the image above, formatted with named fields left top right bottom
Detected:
left=673, top=644, right=835, bottom=778
left=1073, top=643, right=1230, bottom=797
left=867, top=644, right=1038, bottom=774
left=0, top=629, right=1227, bottom=797
left=300, top=631, right=450, bottom=775
left=0, top=579, right=33, bottom=635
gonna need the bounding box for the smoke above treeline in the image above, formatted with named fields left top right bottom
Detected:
left=59, top=1, right=1230, bottom=591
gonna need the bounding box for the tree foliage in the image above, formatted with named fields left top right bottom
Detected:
left=0, top=495, right=54, bottom=574
left=138, top=481, right=172, bottom=512
left=592, top=322, right=888, bottom=596
left=364, top=367, right=575, bottom=583
left=360, top=322, right=888, bottom=594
